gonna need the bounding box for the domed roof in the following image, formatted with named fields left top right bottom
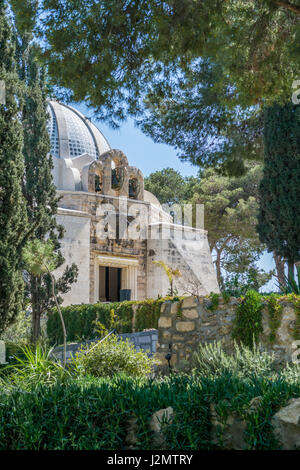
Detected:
left=47, top=101, right=111, bottom=160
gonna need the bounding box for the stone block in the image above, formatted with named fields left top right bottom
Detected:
left=210, top=404, right=247, bottom=450
left=149, top=407, right=174, bottom=448
left=272, top=398, right=300, bottom=449
left=158, top=316, right=172, bottom=328
left=182, top=296, right=197, bottom=309
left=162, top=331, right=172, bottom=340
left=172, top=335, right=185, bottom=342
left=182, top=308, right=199, bottom=320
left=170, top=302, right=179, bottom=314
left=176, top=321, right=195, bottom=332
left=160, top=303, right=167, bottom=313
left=219, top=325, right=232, bottom=336
left=173, top=343, right=184, bottom=350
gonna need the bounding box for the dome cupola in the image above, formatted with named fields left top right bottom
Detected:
left=47, top=100, right=111, bottom=160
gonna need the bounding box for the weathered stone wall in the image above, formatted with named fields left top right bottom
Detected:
left=55, top=208, right=91, bottom=305
left=156, top=296, right=299, bottom=371
left=147, top=224, right=220, bottom=298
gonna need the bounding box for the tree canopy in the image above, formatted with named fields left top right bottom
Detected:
left=9, top=0, right=293, bottom=175
left=144, top=167, right=197, bottom=205
left=138, top=59, right=264, bottom=175
left=145, top=165, right=274, bottom=290
left=32, top=0, right=300, bottom=118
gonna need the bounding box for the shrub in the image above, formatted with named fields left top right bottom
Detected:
left=134, top=298, right=167, bottom=331
left=192, top=341, right=276, bottom=381
left=74, top=335, right=157, bottom=378
left=47, top=302, right=116, bottom=345
left=232, top=290, right=263, bottom=347
left=207, top=292, right=220, bottom=311
left=266, top=294, right=283, bottom=343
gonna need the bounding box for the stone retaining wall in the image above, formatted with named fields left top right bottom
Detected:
left=52, top=295, right=299, bottom=372
left=155, top=296, right=299, bottom=371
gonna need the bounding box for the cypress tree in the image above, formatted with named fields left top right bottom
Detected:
left=257, top=104, right=300, bottom=280
left=21, top=48, right=78, bottom=341
left=9, top=1, right=78, bottom=341
left=0, top=1, right=28, bottom=334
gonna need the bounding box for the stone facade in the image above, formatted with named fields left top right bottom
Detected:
left=156, top=296, right=299, bottom=371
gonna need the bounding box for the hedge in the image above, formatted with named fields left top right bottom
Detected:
left=46, top=297, right=177, bottom=346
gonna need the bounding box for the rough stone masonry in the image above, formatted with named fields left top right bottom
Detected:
left=155, top=296, right=299, bottom=372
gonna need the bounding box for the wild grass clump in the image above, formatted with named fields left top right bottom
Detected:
left=191, top=341, right=300, bottom=449
left=0, top=345, right=72, bottom=391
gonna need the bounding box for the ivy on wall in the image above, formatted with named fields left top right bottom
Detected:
left=265, top=293, right=300, bottom=341
left=207, top=292, right=220, bottom=311
left=266, top=294, right=283, bottom=343
left=287, top=294, right=300, bottom=340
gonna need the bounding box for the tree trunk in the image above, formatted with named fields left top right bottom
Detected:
left=31, top=275, right=41, bottom=343
left=215, top=248, right=223, bottom=288
left=273, top=253, right=286, bottom=288
left=50, top=272, right=67, bottom=367
left=288, top=259, right=295, bottom=284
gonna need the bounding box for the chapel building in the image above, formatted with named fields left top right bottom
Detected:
left=47, top=100, right=219, bottom=304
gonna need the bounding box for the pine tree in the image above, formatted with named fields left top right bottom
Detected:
left=0, top=1, right=28, bottom=334
left=257, top=104, right=300, bottom=280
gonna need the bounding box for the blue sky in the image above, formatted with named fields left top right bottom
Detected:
left=75, top=102, right=277, bottom=291
left=76, top=103, right=197, bottom=177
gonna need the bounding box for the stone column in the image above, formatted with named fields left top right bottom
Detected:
left=122, top=266, right=137, bottom=300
